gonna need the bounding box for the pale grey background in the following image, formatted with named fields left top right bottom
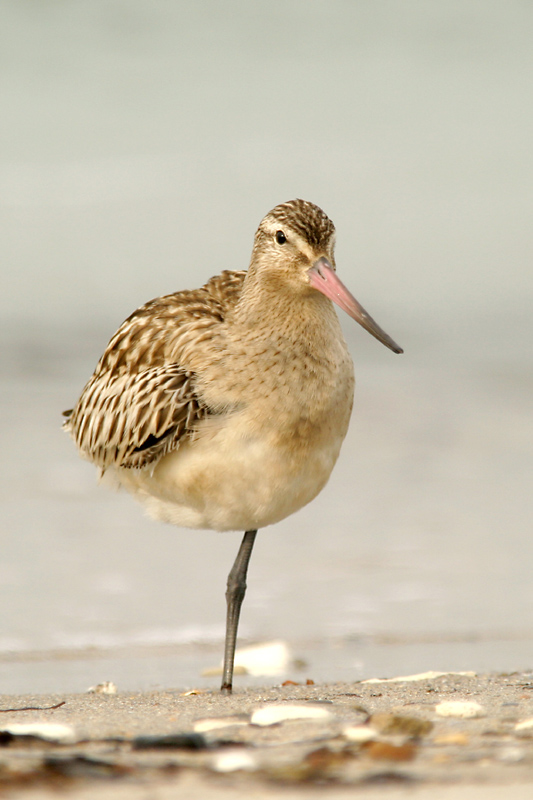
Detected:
left=1, top=1, right=532, bottom=692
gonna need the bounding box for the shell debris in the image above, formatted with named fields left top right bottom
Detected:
left=251, top=703, right=333, bottom=727
left=514, top=718, right=533, bottom=732
left=234, top=640, right=292, bottom=676
left=203, top=640, right=292, bottom=678
left=342, top=724, right=378, bottom=743
left=362, top=671, right=477, bottom=684
left=193, top=715, right=250, bottom=733
left=0, top=722, right=77, bottom=745
left=435, top=701, right=486, bottom=719
left=87, top=681, right=118, bottom=694
left=210, top=748, right=258, bottom=773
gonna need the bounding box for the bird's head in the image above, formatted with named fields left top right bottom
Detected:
left=250, top=199, right=403, bottom=354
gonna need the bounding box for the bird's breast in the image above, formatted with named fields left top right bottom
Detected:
left=123, top=333, right=355, bottom=532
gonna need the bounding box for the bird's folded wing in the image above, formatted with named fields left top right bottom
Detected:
left=64, top=364, right=208, bottom=470
left=63, top=269, right=246, bottom=471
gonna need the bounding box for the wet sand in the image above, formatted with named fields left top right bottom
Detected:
left=1, top=672, right=533, bottom=798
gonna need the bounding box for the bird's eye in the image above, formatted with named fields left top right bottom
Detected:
left=275, top=230, right=287, bottom=245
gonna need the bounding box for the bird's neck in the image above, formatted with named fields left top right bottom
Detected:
left=230, top=267, right=342, bottom=352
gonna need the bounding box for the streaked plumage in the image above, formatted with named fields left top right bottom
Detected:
left=64, top=198, right=402, bottom=690
left=66, top=269, right=244, bottom=472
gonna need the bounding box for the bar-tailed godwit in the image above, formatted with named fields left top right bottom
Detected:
left=64, top=199, right=402, bottom=691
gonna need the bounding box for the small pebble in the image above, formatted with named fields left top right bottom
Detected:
left=370, top=713, right=433, bottom=737
left=435, top=701, right=485, bottom=719
left=251, top=703, right=333, bottom=726
left=133, top=733, right=206, bottom=750
left=364, top=740, right=417, bottom=762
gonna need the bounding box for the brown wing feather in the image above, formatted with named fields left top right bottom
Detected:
left=64, top=270, right=246, bottom=470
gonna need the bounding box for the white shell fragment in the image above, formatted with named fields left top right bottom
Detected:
left=210, top=748, right=258, bottom=772
left=203, top=640, right=292, bottom=678
left=234, top=641, right=292, bottom=676
left=498, top=746, right=525, bottom=763
left=193, top=715, right=250, bottom=732
left=251, top=703, right=333, bottom=727
left=343, top=724, right=378, bottom=743
left=87, top=681, right=117, bottom=694
left=1, top=722, right=77, bottom=744
left=362, top=671, right=477, bottom=684
left=514, top=718, right=533, bottom=731
left=435, top=701, right=486, bottom=719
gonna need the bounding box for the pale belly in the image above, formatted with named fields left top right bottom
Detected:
left=107, top=405, right=350, bottom=532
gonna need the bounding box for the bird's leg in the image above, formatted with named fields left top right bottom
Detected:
left=221, top=529, right=257, bottom=693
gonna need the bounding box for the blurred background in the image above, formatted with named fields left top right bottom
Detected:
left=1, top=1, right=532, bottom=693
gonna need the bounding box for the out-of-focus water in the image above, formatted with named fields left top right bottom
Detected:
left=1, top=1, right=532, bottom=692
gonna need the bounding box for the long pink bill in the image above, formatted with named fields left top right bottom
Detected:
left=308, top=257, right=403, bottom=354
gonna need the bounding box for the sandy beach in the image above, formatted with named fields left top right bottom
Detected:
left=1, top=671, right=532, bottom=798
left=2, top=4, right=532, bottom=798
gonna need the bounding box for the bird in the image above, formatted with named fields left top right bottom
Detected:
left=63, top=199, right=403, bottom=692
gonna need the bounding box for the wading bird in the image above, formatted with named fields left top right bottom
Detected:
left=64, top=199, right=402, bottom=691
